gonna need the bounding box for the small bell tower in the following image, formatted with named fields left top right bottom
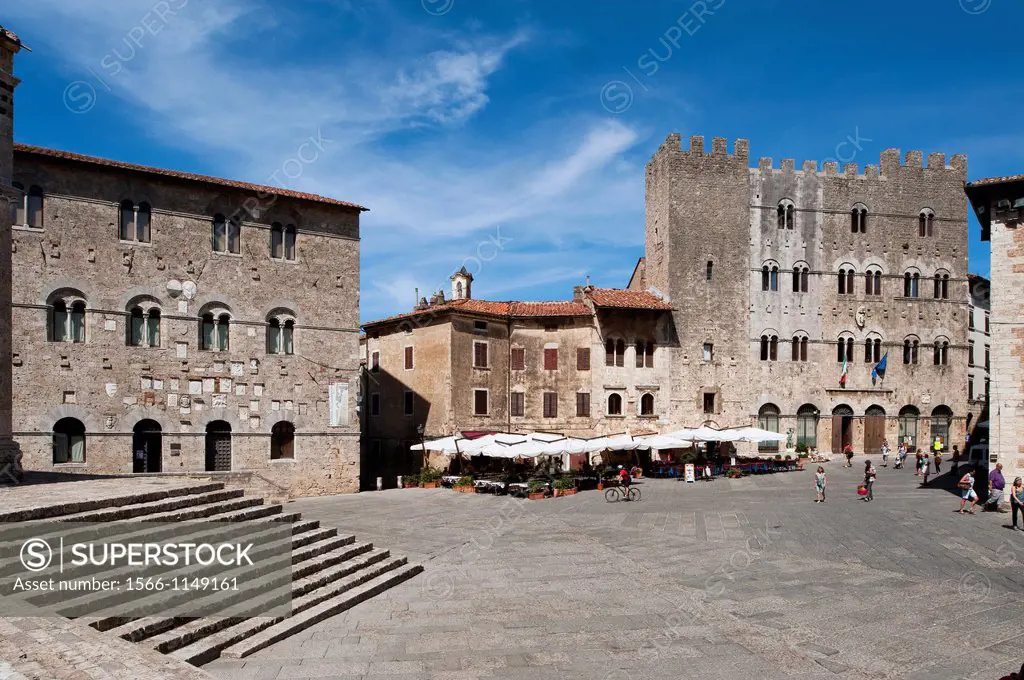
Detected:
left=450, top=266, right=473, bottom=301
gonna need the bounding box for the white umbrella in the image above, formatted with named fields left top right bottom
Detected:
left=729, top=427, right=787, bottom=443
left=637, top=435, right=694, bottom=451
left=410, top=435, right=466, bottom=454
left=666, top=427, right=735, bottom=442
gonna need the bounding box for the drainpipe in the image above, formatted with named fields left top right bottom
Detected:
left=507, top=317, right=512, bottom=434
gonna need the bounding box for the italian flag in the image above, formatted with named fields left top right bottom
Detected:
left=839, top=356, right=848, bottom=387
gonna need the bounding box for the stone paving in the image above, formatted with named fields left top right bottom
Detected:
left=200, top=458, right=1024, bottom=680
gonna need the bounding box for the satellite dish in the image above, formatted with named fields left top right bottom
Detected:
left=166, top=279, right=182, bottom=298
left=181, top=281, right=197, bottom=301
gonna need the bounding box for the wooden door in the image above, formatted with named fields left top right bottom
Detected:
left=864, top=415, right=885, bottom=454
left=832, top=415, right=843, bottom=453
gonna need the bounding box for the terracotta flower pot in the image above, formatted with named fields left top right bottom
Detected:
left=528, top=492, right=546, bottom=500
left=421, top=481, right=439, bottom=489
left=555, top=488, right=577, bottom=497
left=454, top=485, right=475, bottom=493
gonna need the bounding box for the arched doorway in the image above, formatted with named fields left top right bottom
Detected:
left=831, top=404, right=854, bottom=453
left=205, top=421, right=232, bottom=471
left=53, top=417, right=86, bottom=463
left=757, top=403, right=781, bottom=453
left=796, top=404, right=819, bottom=450
left=132, top=419, right=162, bottom=473
left=864, top=405, right=886, bottom=454
left=931, top=405, right=952, bottom=451
left=898, top=406, right=920, bottom=448
left=270, top=421, right=295, bottom=460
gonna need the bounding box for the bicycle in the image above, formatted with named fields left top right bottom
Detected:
left=604, top=485, right=641, bottom=503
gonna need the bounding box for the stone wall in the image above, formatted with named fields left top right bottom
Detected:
left=989, top=215, right=1024, bottom=488
left=10, top=150, right=363, bottom=498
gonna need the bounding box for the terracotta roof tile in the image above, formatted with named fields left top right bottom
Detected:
left=363, top=297, right=591, bottom=328
left=585, top=288, right=673, bottom=310
left=966, top=174, right=1024, bottom=188
left=14, top=143, right=367, bottom=211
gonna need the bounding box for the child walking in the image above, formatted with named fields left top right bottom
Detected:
left=814, top=466, right=827, bottom=503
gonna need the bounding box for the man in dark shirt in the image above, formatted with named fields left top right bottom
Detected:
left=988, top=463, right=1007, bottom=512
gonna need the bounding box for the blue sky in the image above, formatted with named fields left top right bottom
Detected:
left=6, top=0, right=1022, bottom=321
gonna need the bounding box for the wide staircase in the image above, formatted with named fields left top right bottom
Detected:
left=6, top=480, right=421, bottom=667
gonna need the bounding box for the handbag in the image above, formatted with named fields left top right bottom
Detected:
left=857, top=484, right=868, bottom=496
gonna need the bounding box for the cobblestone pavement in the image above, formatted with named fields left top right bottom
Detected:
left=204, top=457, right=1024, bottom=680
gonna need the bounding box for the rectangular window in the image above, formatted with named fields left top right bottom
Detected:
left=645, top=341, right=654, bottom=368
left=703, top=343, right=713, bottom=362
left=474, top=320, right=488, bottom=331
left=545, top=324, right=558, bottom=332
left=510, top=392, right=524, bottom=417
left=543, top=347, right=558, bottom=370
left=985, top=313, right=990, bottom=334
left=968, top=376, right=974, bottom=401
left=511, top=347, right=525, bottom=370
left=473, top=341, right=488, bottom=368
left=370, top=393, right=380, bottom=416
left=576, top=347, right=590, bottom=371
left=403, top=390, right=413, bottom=416
left=703, top=392, right=715, bottom=414
left=985, top=345, right=990, bottom=370
left=371, top=351, right=380, bottom=373
left=404, top=346, right=414, bottom=370
left=543, top=392, right=557, bottom=418
left=473, top=389, right=488, bottom=415
left=635, top=341, right=645, bottom=368
left=576, top=392, right=590, bottom=417
left=969, top=307, right=975, bottom=331
left=968, top=340, right=975, bottom=367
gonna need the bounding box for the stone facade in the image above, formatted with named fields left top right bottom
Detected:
left=360, top=283, right=675, bottom=488
left=966, top=176, right=1024, bottom=495
left=0, top=27, right=24, bottom=481
left=7, top=142, right=365, bottom=499
left=967, top=274, right=990, bottom=454
left=643, top=134, right=970, bottom=455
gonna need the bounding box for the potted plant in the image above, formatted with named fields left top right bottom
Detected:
left=553, top=477, right=577, bottom=497
left=420, top=467, right=442, bottom=489
left=795, top=443, right=809, bottom=470
left=527, top=479, right=548, bottom=500
left=725, top=467, right=743, bottom=479
left=454, top=475, right=475, bottom=493
left=403, top=472, right=420, bottom=488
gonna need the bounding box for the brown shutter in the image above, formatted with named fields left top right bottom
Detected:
left=544, top=347, right=558, bottom=370
left=404, top=346, right=413, bottom=369
left=543, top=392, right=557, bottom=418
left=577, top=347, right=590, bottom=371
left=474, top=390, right=488, bottom=415
left=474, top=342, right=488, bottom=368
left=511, top=348, right=525, bottom=370
left=576, top=392, right=590, bottom=417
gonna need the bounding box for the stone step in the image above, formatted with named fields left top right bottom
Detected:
left=56, top=488, right=247, bottom=523
left=219, top=563, right=423, bottom=661
left=292, top=541, right=374, bottom=581
left=0, top=482, right=226, bottom=522
left=171, top=557, right=415, bottom=665
left=134, top=544, right=380, bottom=649
left=291, top=526, right=337, bottom=550
left=290, top=533, right=356, bottom=565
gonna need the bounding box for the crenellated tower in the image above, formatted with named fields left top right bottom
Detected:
left=0, top=25, right=23, bottom=481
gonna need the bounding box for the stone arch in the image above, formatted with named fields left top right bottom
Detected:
left=40, top=405, right=102, bottom=434
left=264, top=299, right=302, bottom=321
left=264, top=410, right=306, bottom=431
left=192, top=408, right=245, bottom=432
left=121, top=408, right=174, bottom=433
left=118, top=286, right=165, bottom=312
left=41, top=280, right=93, bottom=307
left=192, top=292, right=243, bottom=317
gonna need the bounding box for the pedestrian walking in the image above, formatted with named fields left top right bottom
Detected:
left=922, top=450, right=931, bottom=485
left=844, top=443, right=854, bottom=467
left=864, top=459, right=877, bottom=502
left=895, top=442, right=906, bottom=470
left=987, top=462, right=1007, bottom=512
left=814, top=466, right=827, bottom=503
left=958, top=467, right=979, bottom=514
left=933, top=448, right=942, bottom=474
left=881, top=439, right=890, bottom=467
left=951, top=445, right=960, bottom=476
left=1011, top=477, right=1024, bottom=530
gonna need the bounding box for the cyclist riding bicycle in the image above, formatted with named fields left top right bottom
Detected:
left=617, top=465, right=631, bottom=488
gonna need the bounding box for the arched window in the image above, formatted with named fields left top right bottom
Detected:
left=607, top=393, right=623, bottom=415
left=898, top=406, right=920, bottom=448
left=760, top=333, right=778, bottom=361
left=270, top=421, right=295, bottom=460
left=919, top=209, right=935, bottom=237
left=777, top=200, right=795, bottom=229
left=267, top=312, right=296, bottom=355
left=933, top=271, right=950, bottom=300
left=903, top=336, right=920, bottom=365
left=284, top=224, right=297, bottom=260
left=792, top=265, right=809, bottom=293
left=270, top=222, right=284, bottom=259
left=199, top=306, right=231, bottom=351
left=903, top=270, right=920, bottom=298
left=119, top=200, right=151, bottom=243
left=837, top=335, right=854, bottom=363
left=864, top=336, right=882, bottom=364
left=930, top=405, right=952, bottom=450
left=26, top=185, right=44, bottom=228
left=10, top=182, right=25, bottom=226
left=838, top=267, right=856, bottom=295
left=706, top=260, right=713, bottom=281
left=796, top=404, right=818, bottom=449
left=850, top=204, right=867, bottom=233
left=50, top=293, right=87, bottom=343
left=212, top=214, right=241, bottom=254
left=53, top=417, right=86, bottom=463
left=791, top=335, right=808, bottom=362
left=865, top=267, right=882, bottom=296
left=640, top=393, right=655, bottom=416
left=127, top=305, right=161, bottom=348
left=761, top=263, right=779, bottom=292
left=605, top=339, right=615, bottom=366
left=758, top=403, right=781, bottom=452
left=933, top=337, right=950, bottom=366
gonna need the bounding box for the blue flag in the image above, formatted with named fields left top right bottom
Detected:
left=872, top=352, right=888, bottom=385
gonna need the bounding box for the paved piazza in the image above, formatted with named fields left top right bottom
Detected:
left=205, top=459, right=1024, bottom=680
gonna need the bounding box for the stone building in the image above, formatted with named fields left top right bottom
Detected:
left=6, top=79, right=366, bottom=496
left=638, top=134, right=970, bottom=455
left=0, top=26, right=25, bottom=481
left=966, top=273, right=990, bottom=456
left=360, top=269, right=675, bottom=488
left=966, top=176, right=1024, bottom=490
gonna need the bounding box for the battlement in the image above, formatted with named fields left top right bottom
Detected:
left=754, top=146, right=966, bottom=179
left=657, top=134, right=749, bottom=162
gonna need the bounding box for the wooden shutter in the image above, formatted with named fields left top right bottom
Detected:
left=511, top=392, right=524, bottom=417
left=544, top=347, right=558, bottom=370
left=543, top=392, right=557, bottom=418
left=474, top=390, right=488, bottom=415
left=474, top=342, right=488, bottom=368
left=404, top=346, right=414, bottom=369
left=576, top=392, right=590, bottom=417
left=577, top=347, right=590, bottom=371
left=511, top=348, right=525, bottom=370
